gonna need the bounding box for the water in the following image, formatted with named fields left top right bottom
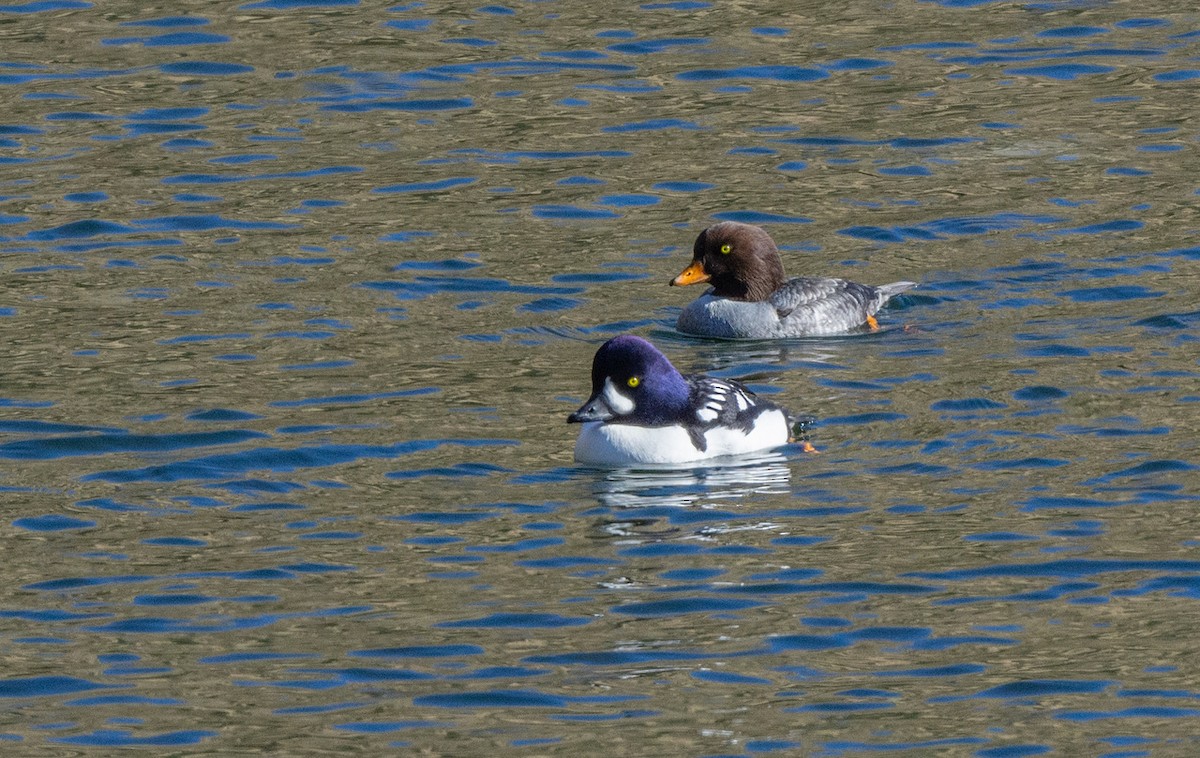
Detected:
left=1, top=0, right=1198, bottom=754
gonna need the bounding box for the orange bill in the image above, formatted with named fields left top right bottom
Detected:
left=670, top=260, right=710, bottom=287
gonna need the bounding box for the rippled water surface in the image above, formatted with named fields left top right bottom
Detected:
left=2, top=0, right=1199, bottom=754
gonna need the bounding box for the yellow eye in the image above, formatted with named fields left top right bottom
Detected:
left=719, top=243, right=732, bottom=254
left=627, top=376, right=640, bottom=388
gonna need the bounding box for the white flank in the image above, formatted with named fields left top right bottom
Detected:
left=702, top=408, right=788, bottom=458
left=573, top=408, right=790, bottom=466
left=601, top=377, right=635, bottom=415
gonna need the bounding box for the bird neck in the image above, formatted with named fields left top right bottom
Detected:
left=714, top=259, right=785, bottom=301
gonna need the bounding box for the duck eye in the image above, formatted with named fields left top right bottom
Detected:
left=719, top=243, right=732, bottom=254
left=626, top=376, right=640, bottom=388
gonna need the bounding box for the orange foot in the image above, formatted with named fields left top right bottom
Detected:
left=865, top=315, right=879, bottom=331
left=798, top=441, right=818, bottom=454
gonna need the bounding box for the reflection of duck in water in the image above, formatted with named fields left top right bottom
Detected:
left=589, top=452, right=792, bottom=510
left=671, top=222, right=916, bottom=339
left=568, top=335, right=804, bottom=466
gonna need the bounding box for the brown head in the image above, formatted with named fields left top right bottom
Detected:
left=669, top=221, right=788, bottom=301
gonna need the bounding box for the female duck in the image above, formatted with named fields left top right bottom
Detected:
left=567, top=335, right=793, bottom=465
left=670, top=221, right=916, bottom=339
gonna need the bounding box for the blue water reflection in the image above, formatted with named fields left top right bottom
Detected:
left=0, top=0, right=1197, bottom=753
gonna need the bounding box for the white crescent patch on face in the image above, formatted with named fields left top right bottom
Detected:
left=601, top=377, right=636, bottom=416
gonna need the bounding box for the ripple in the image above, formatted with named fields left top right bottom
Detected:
left=911, top=558, right=1200, bottom=581
left=437, top=613, right=591, bottom=628
left=1105, top=459, right=1196, bottom=478
left=0, top=675, right=116, bottom=698
left=374, top=176, right=477, bottom=193
left=1058, top=706, right=1200, bottom=721
left=159, top=61, right=254, bottom=76
left=321, top=97, right=474, bottom=113
left=1056, top=423, right=1168, bottom=437
left=1133, top=312, right=1197, bottom=331
left=1006, top=63, right=1117, bottom=79
left=1012, top=385, right=1069, bottom=402
left=350, top=644, right=484, bottom=659
left=1059, top=285, right=1163, bottom=302
left=974, top=457, right=1068, bottom=471
left=525, top=649, right=708, bottom=666
left=596, top=193, right=659, bottom=207
left=1155, top=69, right=1200, bottom=82
left=1021, top=344, right=1090, bottom=358
left=822, top=412, right=907, bottom=425
left=606, top=37, right=708, bottom=54
left=518, top=297, right=583, bottom=313
left=448, top=148, right=633, bottom=162
left=879, top=164, right=932, bottom=176
left=839, top=212, right=1062, bottom=243
left=531, top=204, right=620, bottom=220
left=104, top=31, right=230, bottom=46
left=825, top=57, right=892, bottom=71
left=711, top=210, right=812, bottom=224
left=652, top=180, right=714, bottom=192
left=384, top=18, right=432, bottom=31
left=161, top=165, right=361, bottom=185
left=611, top=597, right=764, bottom=617
left=50, top=729, right=217, bottom=747
left=0, top=1, right=92, bottom=12
left=1058, top=219, right=1143, bottom=235
left=975, top=679, right=1109, bottom=698
left=931, top=398, right=1007, bottom=412
left=677, top=65, right=828, bottom=82
left=119, top=16, right=210, bottom=28
left=82, top=438, right=514, bottom=483
left=334, top=720, right=447, bottom=732
left=415, top=689, right=567, bottom=708
left=12, top=514, right=95, bottom=531
left=241, top=0, right=359, bottom=7
left=1037, top=26, right=1109, bottom=38
left=187, top=409, right=264, bottom=422
left=0, top=429, right=268, bottom=460
left=357, top=276, right=581, bottom=300
left=876, top=663, right=987, bottom=677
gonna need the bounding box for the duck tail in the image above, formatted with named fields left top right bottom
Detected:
left=877, top=281, right=918, bottom=299
left=876, top=281, right=918, bottom=308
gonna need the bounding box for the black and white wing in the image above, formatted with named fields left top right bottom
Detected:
left=688, top=376, right=772, bottom=432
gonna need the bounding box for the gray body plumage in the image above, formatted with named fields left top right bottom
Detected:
left=677, top=276, right=917, bottom=339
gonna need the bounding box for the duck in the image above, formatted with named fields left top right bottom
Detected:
left=670, top=221, right=916, bottom=339
left=567, top=334, right=795, bottom=465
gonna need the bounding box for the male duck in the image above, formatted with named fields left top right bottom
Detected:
left=568, top=334, right=793, bottom=465
left=670, top=221, right=916, bottom=339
